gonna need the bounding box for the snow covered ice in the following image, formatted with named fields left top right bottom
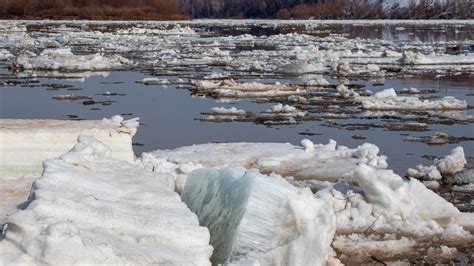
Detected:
left=0, top=116, right=139, bottom=224
left=0, top=135, right=213, bottom=265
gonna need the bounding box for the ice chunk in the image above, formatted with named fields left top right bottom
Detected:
left=354, top=164, right=460, bottom=221
left=0, top=136, right=212, bottom=265
left=436, top=146, right=466, bottom=176
left=181, top=167, right=335, bottom=265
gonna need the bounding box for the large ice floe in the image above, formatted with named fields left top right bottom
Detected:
left=142, top=139, right=388, bottom=185
left=0, top=135, right=212, bottom=265
left=182, top=167, right=335, bottom=265
left=358, top=88, right=468, bottom=110
left=0, top=116, right=138, bottom=224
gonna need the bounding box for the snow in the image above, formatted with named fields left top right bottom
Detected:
left=12, top=48, right=131, bottom=71
left=359, top=88, right=468, bottom=110
left=181, top=167, right=335, bottom=265
left=142, top=139, right=388, bottom=185
left=0, top=135, right=213, bottom=265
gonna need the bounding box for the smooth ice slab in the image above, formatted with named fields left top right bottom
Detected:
left=182, top=167, right=335, bottom=265
left=0, top=135, right=212, bottom=265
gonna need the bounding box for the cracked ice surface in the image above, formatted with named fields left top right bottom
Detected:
left=0, top=136, right=213, bottom=265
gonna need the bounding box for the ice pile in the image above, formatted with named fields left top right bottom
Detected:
left=317, top=164, right=472, bottom=263
left=142, top=139, right=388, bottom=184
left=12, top=48, right=131, bottom=71
left=359, top=88, right=468, bottom=110
left=181, top=167, right=335, bottom=265
left=0, top=136, right=213, bottom=265
left=407, top=146, right=467, bottom=189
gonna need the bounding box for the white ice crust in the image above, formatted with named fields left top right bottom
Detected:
left=0, top=136, right=212, bottom=265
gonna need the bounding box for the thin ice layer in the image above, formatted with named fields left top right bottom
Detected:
left=0, top=135, right=212, bottom=265
left=182, top=167, right=335, bottom=265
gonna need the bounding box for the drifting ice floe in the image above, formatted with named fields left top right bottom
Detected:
left=0, top=136, right=213, bottom=265
left=12, top=48, right=131, bottom=71
left=196, top=79, right=302, bottom=98
left=182, top=167, right=335, bottom=265
left=359, top=88, right=468, bottom=110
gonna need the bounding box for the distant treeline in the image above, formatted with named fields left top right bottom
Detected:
left=0, top=0, right=471, bottom=20
left=0, top=0, right=186, bottom=20
left=178, top=0, right=473, bottom=19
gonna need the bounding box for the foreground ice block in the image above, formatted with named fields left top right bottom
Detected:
left=0, top=135, right=212, bottom=265
left=181, top=167, right=336, bottom=265
left=0, top=115, right=138, bottom=179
